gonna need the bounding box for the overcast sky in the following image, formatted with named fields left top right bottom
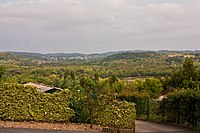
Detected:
left=0, top=0, right=199, bottom=53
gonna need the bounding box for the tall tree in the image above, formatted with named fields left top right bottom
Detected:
left=169, top=59, right=199, bottom=89
left=80, top=76, right=99, bottom=128
left=137, top=78, right=163, bottom=98
left=182, top=59, right=197, bottom=80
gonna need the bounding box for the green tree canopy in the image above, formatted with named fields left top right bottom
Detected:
left=169, top=59, right=199, bottom=89
left=182, top=59, right=197, bottom=80
left=137, top=78, right=163, bottom=98
left=0, top=65, right=5, bottom=79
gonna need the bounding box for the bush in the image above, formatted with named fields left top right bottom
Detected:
left=117, top=95, right=148, bottom=117
left=164, top=88, right=200, bottom=128
left=0, top=84, right=74, bottom=122
left=94, top=100, right=136, bottom=129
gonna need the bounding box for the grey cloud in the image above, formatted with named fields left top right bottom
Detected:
left=0, top=0, right=199, bottom=53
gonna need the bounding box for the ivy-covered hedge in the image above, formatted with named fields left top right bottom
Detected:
left=94, top=100, right=136, bottom=129
left=0, top=84, right=74, bottom=122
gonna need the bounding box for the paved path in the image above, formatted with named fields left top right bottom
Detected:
left=135, top=120, right=193, bottom=133
left=0, top=120, right=194, bottom=133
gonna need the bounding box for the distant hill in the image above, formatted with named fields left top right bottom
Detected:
left=0, top=50, right=199, bottom=77
left=4, top=51, right=121, bottom=61
left=1, top=50, right=199, bottom=62
left=104, top=52, right=159, bottom=60
left=10, top=52, right=44, bottom=59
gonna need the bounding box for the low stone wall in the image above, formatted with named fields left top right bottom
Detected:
left=102, top=128, right=135, bottom=133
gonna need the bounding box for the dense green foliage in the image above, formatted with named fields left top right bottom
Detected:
left=102, top=52, right=199, bottom=77
left=0, top=65, right=5, bottom=79
left=68, top=74, right=137, bottom=128
left=0, top=51, right=200, bottom=130
left=0, top=84, right=74, bottom=122
left=94, top=100, right=136, bottom=129
left=136, top=78, right=163, bottom=98
left=168, top=59, right=200, bottom=89
left=0, top=51, right=199, bottom=80
left=69, top=75, right=101, bottom=124
left=117, top=93, right=148, bottom=117
left=117, top=78, right=163, bottom=117
left=163, top=89, right=200, bottom=127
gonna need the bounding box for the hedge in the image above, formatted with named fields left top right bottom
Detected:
left=117, top=93, right=149, bottom=117
left=0, top=83, right=74, bottom=122
left=117, top=93, right=162, bottom=120
left=164, top=88, right=200, bottom=128
left=94, top=100, right=136, bottom=129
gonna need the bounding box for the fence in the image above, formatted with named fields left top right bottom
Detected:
left=117, top=90, right=200, bottom=132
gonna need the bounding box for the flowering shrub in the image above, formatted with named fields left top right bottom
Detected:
left=94, top=100, right=136, bottom=129
left=0, top=84, right=74, bottom=122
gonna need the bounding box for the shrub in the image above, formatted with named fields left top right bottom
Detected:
left=164, top=88, right=200, bottom=127
left=94, top=100, right=136, bottom=129
left=117, top=93, right=149, bottom=117
left=0, top=83, right=74, bottom=122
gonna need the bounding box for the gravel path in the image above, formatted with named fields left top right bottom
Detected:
left=0, top=128, right=97, bottom=133
left=0, top=120, right=195, bottom=133
left=135, top=120, right=193, bottom=133
left=0, top=121, right=103, bottom=131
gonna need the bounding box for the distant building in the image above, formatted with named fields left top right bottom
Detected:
left=24, top=82, right=62, bottom=93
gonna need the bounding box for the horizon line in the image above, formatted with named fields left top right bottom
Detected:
left=1, top=49, right=200, bottom=55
